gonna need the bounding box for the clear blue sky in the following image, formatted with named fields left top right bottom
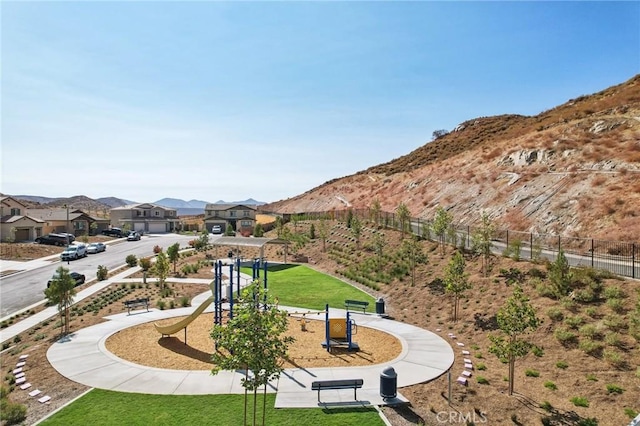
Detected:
left=2, top=1, right=638, bottom=203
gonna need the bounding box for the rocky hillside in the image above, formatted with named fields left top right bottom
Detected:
left=263, top=74, right=640, bottom=242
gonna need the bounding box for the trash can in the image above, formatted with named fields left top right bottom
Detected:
left=380, top=366, right=397, bottom=400
left=376, top=297, right=385, bottom=315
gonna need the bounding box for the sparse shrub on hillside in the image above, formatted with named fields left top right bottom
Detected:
left=547, top=307, right=564, bottom=322
left=554, top=328, right=578, bottom=346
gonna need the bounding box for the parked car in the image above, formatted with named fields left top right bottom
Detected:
left=126, top=232, right=141, bottom=241
left=47, top=271, right=85, bottom=288
left=102, top=228, right=123, bottom=237
left=58, top=233, right=76, bottom=243
left=211, top=225, right=222, bottom=234
left=35, top=233, right=71, bottom=246
left=60, top=244, right=87, bottom=261
left=86, top=242, right=106, bottom=254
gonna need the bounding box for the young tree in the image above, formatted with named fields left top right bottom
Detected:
left=291, top=214, right=300, bottom=233
left=275, top=217, right=283, bottom=238
left=350, top=215, right=362, bottom=248
left=154, top=251, right=170, bottom=289
left=548, top=249, right=571, bottom=298
left=346, top=209, right=354, bottom=228
left=370, top=198, right=382, bottom=228
left=198, top=228, right=210, bottom=249
left=44, top=266, right=76, bottom=335
left=211, top=281, right=294, bottom=426
left=167, top=242, right=180, bottom=274
left=317, top=218, right=329, bottom=252
left=433, top=207, right=453, bottom=256
left=402, top=235, right=428, bottom=287
left=254, top=223, right=264, bottom=237
left=224, top=223, right=234, bottom=236
left=444, top=251, right=471, bottom=322
left=396, top=202, right=411, bottom=239
left=472, top=211, right=496, bottom=277
left=489, top=285, right=540, bottom=395
left=308, top=223, right=315, bottom=240
left=373, top=232, right=387, bottom=270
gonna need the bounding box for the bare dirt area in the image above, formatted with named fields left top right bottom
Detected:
left=2, top=222, right=639, bottom=425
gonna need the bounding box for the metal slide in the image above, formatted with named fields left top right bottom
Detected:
left=153, top=296, right=215, bottom=336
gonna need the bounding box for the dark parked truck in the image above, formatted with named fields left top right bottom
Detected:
left=102, top=228, right=123, bottom=237
left=35, top=233, right=71, bottom=246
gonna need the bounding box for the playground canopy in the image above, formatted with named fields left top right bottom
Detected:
left=209, top=236, right=289, bottom=262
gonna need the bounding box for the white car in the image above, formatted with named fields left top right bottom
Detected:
left=212, top=225, right=222, bottom=234
left=60, top=244, right=87, bottom=261
left=86, top=242, right=106, bottom=254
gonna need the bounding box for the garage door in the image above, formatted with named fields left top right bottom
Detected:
left=134, top=223, right=145, bottom=232
left=15, top=229, right=30, bottom=242
left=148, top=223, right=166, bottom=233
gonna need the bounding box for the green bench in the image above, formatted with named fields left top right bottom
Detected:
left=344, top=299, right=369, bottom=313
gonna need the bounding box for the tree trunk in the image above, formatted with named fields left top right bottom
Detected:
left=509, top=356, right=515, bottom=395
left=262, top=384, right=267, bottom=426
left=253, top=387, right=258, bottom=426
left=243, top=370, right=248, bottom=426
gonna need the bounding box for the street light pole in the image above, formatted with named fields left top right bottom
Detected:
left=64, top=204, right=70, bottom=247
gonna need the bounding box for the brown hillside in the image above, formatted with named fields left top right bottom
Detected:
left=263, top=75, right=640, bottom=241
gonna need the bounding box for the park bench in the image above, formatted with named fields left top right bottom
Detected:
left=311, top=379, right=364, bottom=402
left=344, top=299, right=368, bottom=313
left=123, top=297, right=150, bottom=315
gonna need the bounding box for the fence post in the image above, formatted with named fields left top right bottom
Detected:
left=467, top=226, right=470, bottom=250
left=591, top=239, right=594, bottom=268
left=633, top=243, right=636, bottom=279
left=530, top=233, right=533, bottom=260
left=506, top=230, right=509, bottom=250
left=558, top=236, right=561, bottom=253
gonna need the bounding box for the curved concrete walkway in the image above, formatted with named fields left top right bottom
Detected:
left=47, top=293, right=455, bottom=407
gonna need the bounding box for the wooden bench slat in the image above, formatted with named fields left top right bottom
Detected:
left=344, top=299, right=368, bottom=313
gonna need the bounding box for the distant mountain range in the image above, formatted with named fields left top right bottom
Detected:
left=153, top=198, right=266, bottom=208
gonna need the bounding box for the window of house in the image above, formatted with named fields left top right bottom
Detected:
left=10, top=208, right=20, bottom=215
left=143, top=211, right=147, bottom=216
left=241, top=220, right=252, bottom=227
left=155, top=211, right=160, bottom=216
left=243, top=210, right=250, bottom=217
left=136, top=211, right=141, bottom=216
left=230, top=211, right=236, bottom=217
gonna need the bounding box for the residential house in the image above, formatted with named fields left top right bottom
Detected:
left=204, top=204, right=256, bottom=235
left=27, top=208, right=102, bottom=236
left=110, top=203, right=179, bottom=233
left=0, top=196, right=45, bottom=242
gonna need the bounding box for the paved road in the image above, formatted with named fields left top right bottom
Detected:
left=0, top=234, right=199, bottom=318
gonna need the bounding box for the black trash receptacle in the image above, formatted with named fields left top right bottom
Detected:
left=380, top=366, right=397, bottom=400
left=376, top=297, right=385, bottom=315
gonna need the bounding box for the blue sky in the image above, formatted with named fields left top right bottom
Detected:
left=2, top=1, right=638, bottom=203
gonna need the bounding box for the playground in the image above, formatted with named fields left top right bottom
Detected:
left=106, top=310, right=403, bottom=370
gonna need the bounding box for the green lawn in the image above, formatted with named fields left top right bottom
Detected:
left=240, top=264, right=376, bottom=312
left=40, top=391, right=384, bottom=426
left=41, top=264, right=382, bottom=425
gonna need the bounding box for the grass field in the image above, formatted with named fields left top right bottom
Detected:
left=240, top=264, right=376, bottom=312
left=39, top=391, right=384, bottom=426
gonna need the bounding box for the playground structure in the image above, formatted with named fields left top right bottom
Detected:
left=153, top=260, right=359, bottom=353
left=154, top=259, right=267, bottom=342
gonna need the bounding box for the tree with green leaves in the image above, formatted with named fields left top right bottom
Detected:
left=548, top=249, right=571, bottom=298
left=44, top=266, right=76, bottom=336
left=402, top=235, right=428, bottom=287
left=433, top=207, right=453, bottom=256
left=472, top=211, right=496, bottom=277
left=211, top=281, right=294, bottom=426
left=370, top=198, right=381, bottom=228
left=224, top=223, right=234, bottom=236
left=167, top=242, right=180, bottom=274
left=489, top=285, right=540, bottom=395
left=254, top=223, right=264, bottom=237
left=373, top=232, right=386, bottom=269
left=154, top=251, right=170, bottom=289
left=444, top=251, right=471, bottom=322
left=346, top=209, right=354, bottom=228
left=317, top=218, right=329, bottom=252
left=275, top=216, right=284, bottom=238
left=350, top=215, right=362, bottom=248
left=308, top=223, right=315, bottom=240
left=291, top=214, right=300, bottom=233
left=396, top=202, right=411, bottom=239
left=195, top=228, right=210, bottom=250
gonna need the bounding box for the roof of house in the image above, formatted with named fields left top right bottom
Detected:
left=0, top=215, right=46, bottom=224
left=26, top=209, right=88, bottom=221
left=204, top=203, right=257, bottom=211
left=111, top=203, right=177, bottom=211
left=0, top=196, right=28, bottom=208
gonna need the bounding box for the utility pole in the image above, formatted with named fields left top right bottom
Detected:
left=64, top=204, right=70, bottom=247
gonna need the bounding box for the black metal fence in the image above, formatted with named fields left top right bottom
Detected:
left=267, top=208, right=638, bottom=279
